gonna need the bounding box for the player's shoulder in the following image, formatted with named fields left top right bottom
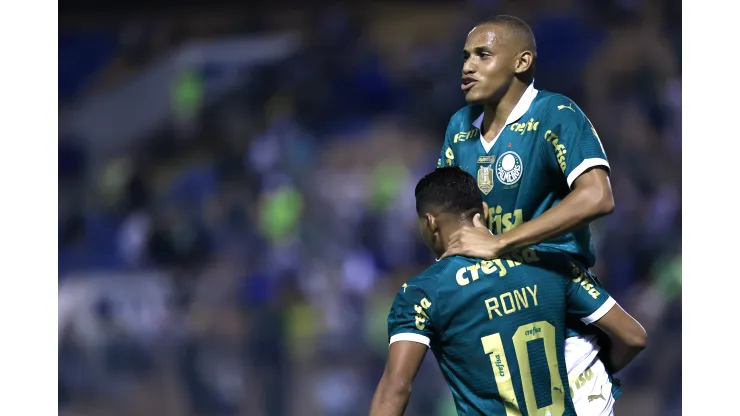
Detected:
left=532, top=90, right=587, bottom=120
left=408, top=259, right=452, bottom=285
left=447, top=104, right=484, bottom=130
left=404, top=257, right=467, bottom=290
left=533, top=90, right=582, bottom=109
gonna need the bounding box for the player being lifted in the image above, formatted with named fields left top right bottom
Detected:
left=369, top=167, right=646, bottom=416
left=436, top=15, right=624, bottom=415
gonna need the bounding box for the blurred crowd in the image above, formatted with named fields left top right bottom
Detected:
left=58, top=1, right=681, bottom=415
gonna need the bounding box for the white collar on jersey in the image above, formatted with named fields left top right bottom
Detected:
left=471, top=82, right=539, bottom=152
left=472, top=82, right=539, bottom=129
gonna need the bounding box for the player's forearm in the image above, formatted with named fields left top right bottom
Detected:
left=595, top=306, right=648, bottom=373
left=369, top=378, right=412, bottom=416
left=498, top=184, right=614, bottom=253
left=601, top=339, right=646, bottom=373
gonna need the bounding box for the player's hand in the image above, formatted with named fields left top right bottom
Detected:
left=439, top=213, right=506, bottom=260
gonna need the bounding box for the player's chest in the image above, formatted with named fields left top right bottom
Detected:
left=455, top=123, right=545, bottom=196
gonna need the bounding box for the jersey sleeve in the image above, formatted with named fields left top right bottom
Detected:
left=387, top=282, right=436, bottom=347
left=547, top=100, right=610, bottom=188
left=438, top=118, right=458, bottom=168
left=564, top=261, right=616, bottom=325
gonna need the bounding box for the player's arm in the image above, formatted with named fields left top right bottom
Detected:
left=566, top=263, right=647, bottom=373
left=496, top=167, right=613, bottom=251
left=590, top=303, right=647, bottom=374
left=369, top=283, right=436, bottom=416
left=493, top=103, right=614, bottom=252
left=369, top=341, right=428, bottom=416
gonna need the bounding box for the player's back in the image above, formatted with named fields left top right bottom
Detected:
left=427, top=249, right=576, bottom=415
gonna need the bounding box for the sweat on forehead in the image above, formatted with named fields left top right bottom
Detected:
left=466, top=24, right=514, bottom=48
left=468, top=24, right=497, bottom=38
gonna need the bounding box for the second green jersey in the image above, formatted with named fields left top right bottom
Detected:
left=387, top=249, right=615, bottom=415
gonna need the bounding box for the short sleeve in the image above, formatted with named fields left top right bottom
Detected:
left=546, top=100, right=610, bottom=188
left=387, top=282, right=436, bottom=347
left=438, top=118, right=458, bottom=168
left=564, top=261, right=615, bottom=325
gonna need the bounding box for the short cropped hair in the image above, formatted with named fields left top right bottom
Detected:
left=477, top=15, right=536, bottom=54
left=415, top=167, right=483, bottom=220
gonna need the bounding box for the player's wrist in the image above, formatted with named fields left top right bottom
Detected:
left=500, top=231, right=518, bottom=249
left=490, top=234, right=513, bottom=258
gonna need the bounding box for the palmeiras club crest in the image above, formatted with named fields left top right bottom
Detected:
left=495, top=151, right=523, bottom=186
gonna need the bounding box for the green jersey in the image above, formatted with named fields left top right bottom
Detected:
left=387, top=249, right=614, bottom=416
left=438, top=84, right=609, bottom=268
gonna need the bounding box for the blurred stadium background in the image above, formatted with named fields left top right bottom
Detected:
left=58, top=0, right=681, bottom=415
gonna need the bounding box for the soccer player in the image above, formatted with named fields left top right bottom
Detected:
left=436, top=15, right=622, bottom=414
left=368, top=167, right=645, bottom=416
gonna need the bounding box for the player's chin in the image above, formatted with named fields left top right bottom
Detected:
left=464, top=91, right=486, bottom=105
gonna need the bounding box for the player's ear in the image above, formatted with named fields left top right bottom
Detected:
left=514, top=50, right=534, bottom=75
left=425, top=213, right=438, bottom=234
left=481, top=201, right=489, bottom=217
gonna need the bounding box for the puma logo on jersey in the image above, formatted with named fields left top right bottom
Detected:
left=557, top=103, right=575, bottom=112
left=587, top=386, right=606, bottom=402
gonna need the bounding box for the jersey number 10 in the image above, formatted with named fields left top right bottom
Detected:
left=481, top=321, right=565, bottom=416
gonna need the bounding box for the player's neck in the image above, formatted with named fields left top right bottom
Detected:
left=439, top=223, right=476, bottom=258
left=480, top=81, right=529, bottom=137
